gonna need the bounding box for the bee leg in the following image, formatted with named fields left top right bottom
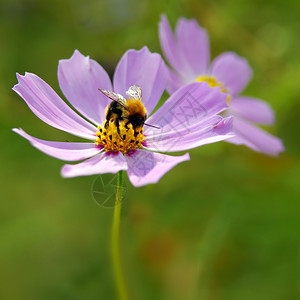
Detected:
left=125, top=121, right=130, bottom=129
left=115, top=118, right=121, bottom=135
left=105, top=109, right=113, bottom=129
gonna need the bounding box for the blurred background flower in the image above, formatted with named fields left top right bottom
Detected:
left=1, top=0, right=299, bottom=299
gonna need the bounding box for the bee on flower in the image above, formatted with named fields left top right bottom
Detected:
left=13, top=47, right=234, bottom=187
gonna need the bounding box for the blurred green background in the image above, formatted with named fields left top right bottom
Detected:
left=1, top=0, right=299, bottom=299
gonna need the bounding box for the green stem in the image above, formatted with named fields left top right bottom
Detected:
left=111, top=171, right=128, bottom=300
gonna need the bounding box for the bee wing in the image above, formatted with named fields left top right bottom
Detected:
left=98, top=89, right=127, bottom=108
left=126, top=85, right=142, bottom=101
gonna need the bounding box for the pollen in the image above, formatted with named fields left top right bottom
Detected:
left=95, top=119, right=145, bottom=154
left=196, top=75, right=231, bottom=104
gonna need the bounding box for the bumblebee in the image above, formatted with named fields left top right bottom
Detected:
left=99, top=85, right=157, bottom=133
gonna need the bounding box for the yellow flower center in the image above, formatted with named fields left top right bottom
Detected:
left=196, top=75, right=231, bottom=103
left=95, top=119, right=145, bottom=154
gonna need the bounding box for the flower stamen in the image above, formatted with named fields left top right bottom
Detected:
left=196, top=75, right=231, bottom=104
left=95, top=119, right=144, bottom=154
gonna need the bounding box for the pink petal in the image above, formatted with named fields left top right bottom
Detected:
left=13, top=73, right=97, bottom=140
left=61, top=152, right=128, bottom=178
left=228, top=117, right=284, bottom=156
left=175, top=17, right=210, bottom=77
left=145, top=116, right=234, bottom=152
left=229, top=96, right=275, bottom=125
left=145, top=82, right=228, bottom=135
left=211, top=52, right=252, bottom=96
left=58, top=50, right=112, bottom=126
left=13, top=128, right=101, bottom=161
left=126, top=150, right=190, bottom=187
left=113, top=47, right=166, bottom=115
left=166, top=67, right=185, bottom=95
left=159, top=15, right=187, bottom=80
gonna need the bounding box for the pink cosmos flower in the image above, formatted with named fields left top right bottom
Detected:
left=13, top=47, right=233, bottom=187
left=159, top=15, right=284, bottom=156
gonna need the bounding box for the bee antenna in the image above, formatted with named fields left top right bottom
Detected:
left=144, top=123, right=160, bottom=129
